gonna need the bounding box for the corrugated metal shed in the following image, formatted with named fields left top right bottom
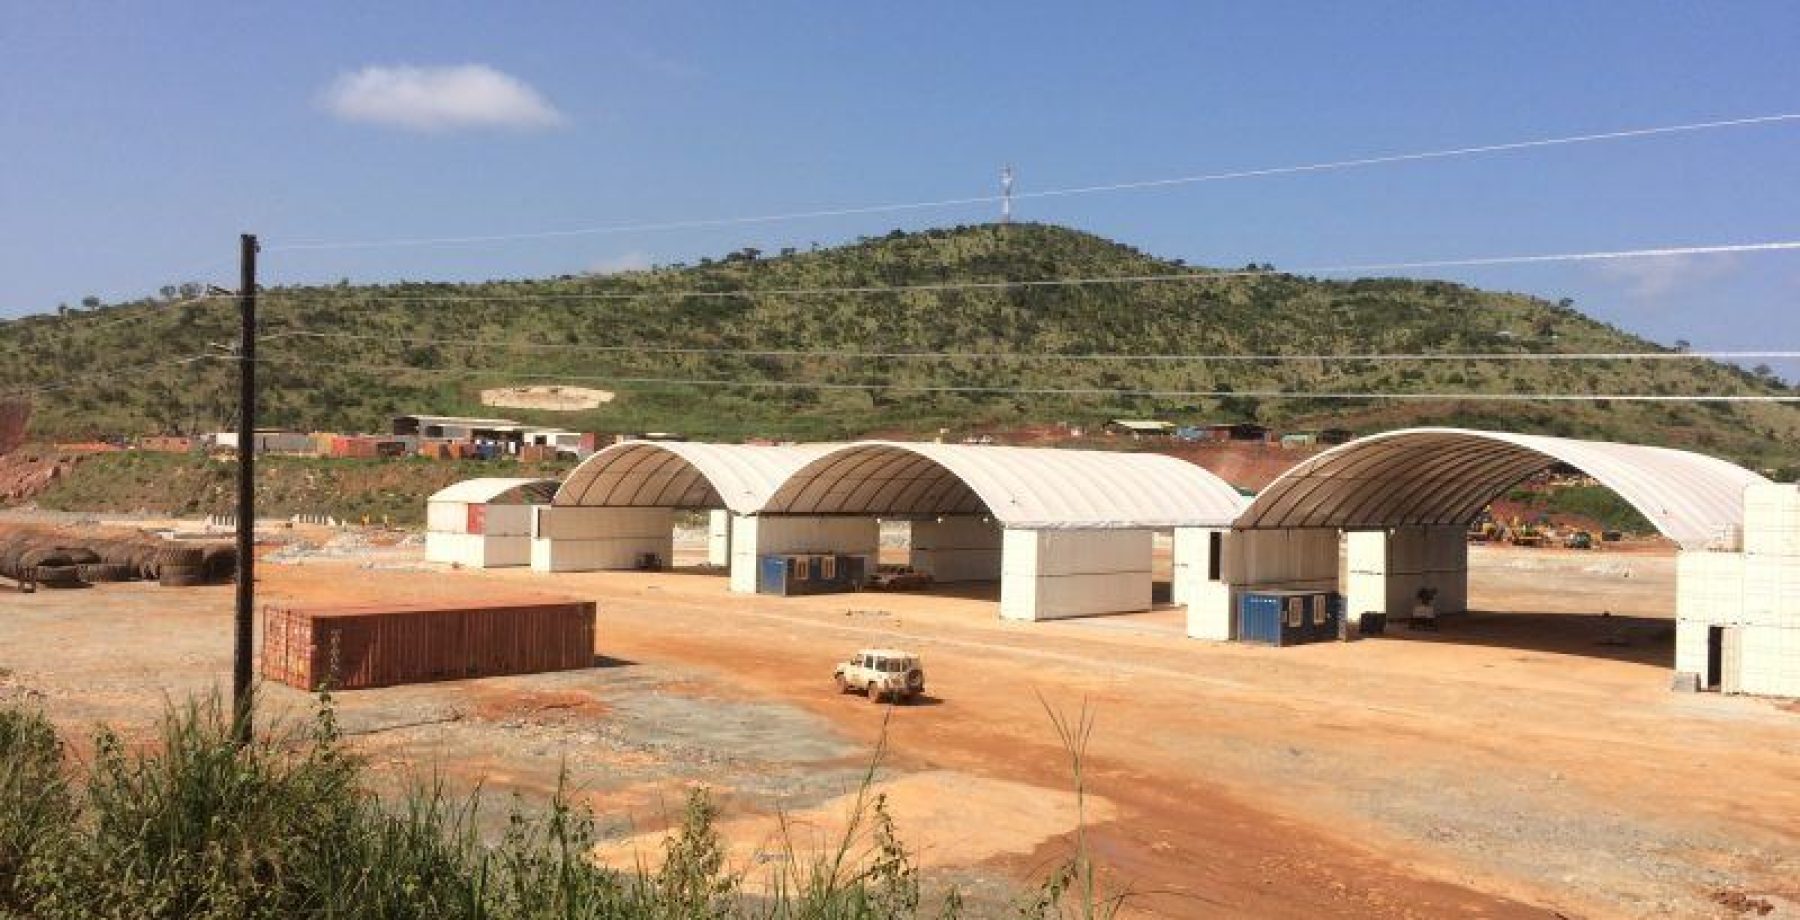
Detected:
left=428, top=478, right=559, bottom=506
left=553, top=442, right=839, bottom=513
left=1236, top=427, right=1768, bottom=548
left=763, top=441, right=1248, bottom=529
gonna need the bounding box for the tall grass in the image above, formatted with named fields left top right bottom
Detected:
left=0, top=692, right=1124, bottom=919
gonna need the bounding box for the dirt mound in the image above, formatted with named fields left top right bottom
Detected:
left=480, top=385, right=614, bottom=411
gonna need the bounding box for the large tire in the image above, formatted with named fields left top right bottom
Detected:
left=835, top=674, right=851, bottom=694
left=20, top=548, right=74, bottom=569
left=157, top=547, right=204, bottom=568
left=76, top=562, right=136, bottom=583
left=159, top=564, right=207, bottom=587
left=33, top=564, right=84, bottom=589
left=867, top=683, right=886, bottom=705
left=53, top=546, right=100, bottom=565
left=200, top=546, right=237, bottom=583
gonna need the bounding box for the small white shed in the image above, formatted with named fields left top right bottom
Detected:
left=425, top=478, right=559, bottom=568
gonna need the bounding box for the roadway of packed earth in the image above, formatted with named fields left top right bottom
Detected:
left=0, top=519, right=1795, bottom=919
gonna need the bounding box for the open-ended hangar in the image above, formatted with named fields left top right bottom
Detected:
left=427, top=429, right=1800, bottom=697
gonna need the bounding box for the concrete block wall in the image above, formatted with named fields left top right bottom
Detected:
left=425, top=502, right=538, bottom=568
left=1000, top=529, right=1152, bottom=621
left=1674, top=483, right=1800, bottom=697
left=729, top=515, right=881, bottom=593
left=707, top=510, right=731, bottom=567
left=426, top=532, right=532, bottom=568
left=529, top=506, right=674, bottom=573
left=910, top=515, right=1002, bottom=583
left=1344, top=525, right=1468, bottom=623
left=1173, top=528, right=1234, bottom=640
left=1733, top=484, right=1800, bottom=696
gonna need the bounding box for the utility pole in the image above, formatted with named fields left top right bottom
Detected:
left=233, top=233, right=258, bottom=746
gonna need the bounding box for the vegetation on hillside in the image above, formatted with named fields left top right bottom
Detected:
left=25, top=452, right=575, bottom=525
left=3, top=224, right=1795, bottom=468
left=1503, top=483, right=1658, bottom=535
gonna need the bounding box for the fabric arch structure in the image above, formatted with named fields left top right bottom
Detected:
left=553, top=441, right=840, bottom=513
left=762, top=441, right=1248, bottom=529
left=1235, top=427, right=1767, bottom=548
left=428, top=477, right=559, bottom=506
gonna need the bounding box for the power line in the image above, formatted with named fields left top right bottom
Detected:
left=261, top=111, right=1800, bottom=252
left=262, top=330, right=1800, bottom=364
left=249, top=355, right=1800, bottom=402
left=249, top=239, right=1800, bottom=304
left=0, top=353, right=225, bottom=399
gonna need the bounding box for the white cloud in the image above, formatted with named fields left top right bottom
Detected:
left=1593, top=253, right=1741, bottom=299
left=322, top=64, right=565, bottom=132
left=587, top=251, right=654, bottom=275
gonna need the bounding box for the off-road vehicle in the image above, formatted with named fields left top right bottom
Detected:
left=834, top=648, right=925, bottom=704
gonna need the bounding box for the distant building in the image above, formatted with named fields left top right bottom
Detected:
left=392, top=414, right=524, bottom=443
left=210, top=430, right=316, bottom=455
left=1318, top=428, right=1355, bottom=445
left=137, top=436, right=196, bottom=454
left=1106, top=419, right=1176, bottom=439
left=1198, top=423, right=1270, bottom=443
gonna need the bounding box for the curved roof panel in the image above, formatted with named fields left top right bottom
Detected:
left=1236, top=428, right=1766, bottom=547
left=428, top=477, right=560, bottom=505
left=553, top=442, right=838, bottom=513
left=763, top=441, right=1248, bottom=529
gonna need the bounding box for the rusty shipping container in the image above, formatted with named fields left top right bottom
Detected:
left=261, top=599, right=596, bottom=691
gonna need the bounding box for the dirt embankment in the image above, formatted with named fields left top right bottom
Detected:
left=0, top=400, right=27, bottom=454
left=0, top=446, right=79, bottom=502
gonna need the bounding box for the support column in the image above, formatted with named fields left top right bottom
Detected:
left=529, top=506, right=675, bottom=573
left=910, top=515, right=1002, bottom=582
left=1343, top=525, right=1469, bottom=627
left=1000, top=528, right=1152, bottom=621
left=1174, top=527, right=1233, bottom=640
left=707, top=509, right=732, bottom=567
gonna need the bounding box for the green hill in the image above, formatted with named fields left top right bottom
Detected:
left=3, top=223, right=1796, bottom=469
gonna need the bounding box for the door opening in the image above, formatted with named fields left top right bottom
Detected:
left=1706, top=625, right=1725, bottom=691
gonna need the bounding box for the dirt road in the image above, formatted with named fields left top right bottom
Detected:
left=2, top=542, right=1795, bottom=917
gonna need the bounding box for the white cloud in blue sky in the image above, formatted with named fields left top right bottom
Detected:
left=1593, top=253, right=1742, bottom=299
left=322, top=64, right=565, bottom=132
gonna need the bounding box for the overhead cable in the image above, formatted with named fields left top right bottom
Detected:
left=248, top=355, right=1800, bottom=402
left=262, top=112, right=1800, bottom=252
left=261, top=330, right=1800, bottom=364
left=249, top=239, right=1800, bottom=303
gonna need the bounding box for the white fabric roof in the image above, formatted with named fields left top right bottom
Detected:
left=1236, top=427, right=1766, bottom=548
left=427, top=477, right=559, bottom=505
left=553, top=442, right=840, bottom=513
left=763, top=441, right=1248, bottom=529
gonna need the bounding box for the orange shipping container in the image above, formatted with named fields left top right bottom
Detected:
left=261, top=599, right=596, bottom=691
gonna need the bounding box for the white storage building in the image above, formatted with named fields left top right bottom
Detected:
left=425, top=478, right=559, bottom=568
left=759, top=441, right=1248, bottom=620
left=1208, top=427, right=1788, bottom=696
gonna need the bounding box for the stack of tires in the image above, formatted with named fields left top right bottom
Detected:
left=157, top=547, right=208, bottom=587
left=20, top=546, right=99, bottom=589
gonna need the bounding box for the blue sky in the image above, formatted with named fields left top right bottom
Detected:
left=4, top=2, right=1798, bottom=377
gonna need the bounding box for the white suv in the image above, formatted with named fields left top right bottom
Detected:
left=834, top=649, right=925, bottom=704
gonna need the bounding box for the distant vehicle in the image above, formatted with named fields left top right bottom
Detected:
left=864, top=564, right=933, bottom=592
left=834, top=649, right=925, bottom=704
left=1564, top=530, right=1594, bottom=550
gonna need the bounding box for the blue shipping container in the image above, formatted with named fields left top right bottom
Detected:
left=1237, top=590, right=1342, bottom=646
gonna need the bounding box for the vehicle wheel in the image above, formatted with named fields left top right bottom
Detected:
left=867, top=685, right=885, bottom=704
left=835, top=675, right=850, bottom=694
